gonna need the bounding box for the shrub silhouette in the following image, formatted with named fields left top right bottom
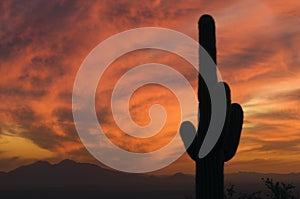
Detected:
left=226, top=184, right=236, bottom=199
left=263, top=178, right=297, bottom=199
left=180, top=15, right=244, bottom=199
left=223, top=178, right=298, bottom=199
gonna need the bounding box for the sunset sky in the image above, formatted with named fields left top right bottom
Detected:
left=0, top=0, right=299, bottom=174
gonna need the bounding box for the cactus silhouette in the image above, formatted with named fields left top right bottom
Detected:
left=180, top=15, right=244, bottom=199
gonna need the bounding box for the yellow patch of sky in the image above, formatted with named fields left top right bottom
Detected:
left=0, top=133, right=54, bottom=160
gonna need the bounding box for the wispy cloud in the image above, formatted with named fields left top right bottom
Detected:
left=0, top=0, right=299, bottom=174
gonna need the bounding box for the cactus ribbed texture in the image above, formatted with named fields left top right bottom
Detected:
left=181, top=15, right=244, bottom=199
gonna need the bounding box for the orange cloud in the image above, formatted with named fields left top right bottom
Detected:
left=0, top=0, right=299, bottom=174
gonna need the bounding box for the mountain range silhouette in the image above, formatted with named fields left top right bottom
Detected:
left=0, top=159, right=299, bottom=199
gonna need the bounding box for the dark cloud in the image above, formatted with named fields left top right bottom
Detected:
left=96, top=107, right=113, bottom=125
left=244, top=122, right=287, bottom=132
left=0, top=86, right=46, bottom=98
left=52, top=107, right=73, bottom=123
left=22, top=125, right=60, bottom=150
left=258, top=139, right=300, bottom=152
left=20, top=124, right=79, bottom=151
left=272, top=88, right=300, bottom=102
left=247, top=137, right=300, bottom=153
left=0, top=106, right=80, bottom=151
left=221, top=43, right=275, bottom=79
left=12, top=106, right=40, bottom=124
left=226, top=158, right=300, bottom=173
left=57, top=91, right=72, bottom=102
left=16, top=55, right=68, bottom=90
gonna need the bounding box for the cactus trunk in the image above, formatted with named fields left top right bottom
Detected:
left=197, top=14, right=224, bottom=199
left=196, top=157, right=224, bottom=199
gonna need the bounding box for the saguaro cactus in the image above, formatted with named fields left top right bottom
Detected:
left=180, top=15, right=244, bottom=199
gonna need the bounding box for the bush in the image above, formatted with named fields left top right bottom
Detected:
left=263, top=178, right=297, bottom=199
left=224, top=178, right=298, bottom=199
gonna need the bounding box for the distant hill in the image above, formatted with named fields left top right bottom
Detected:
left=0, top=159, right=299, bottom=199
left=0, top=159, right=194, bottom=199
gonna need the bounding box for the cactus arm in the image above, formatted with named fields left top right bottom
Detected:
left=224, top=103, right=244, bottom=162
left=180, top=122, right=200, bottom=161
left=187, top=135, right=200, bottom=161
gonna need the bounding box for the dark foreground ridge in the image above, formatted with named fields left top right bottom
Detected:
left=0, top=160, right=299, bottom=199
